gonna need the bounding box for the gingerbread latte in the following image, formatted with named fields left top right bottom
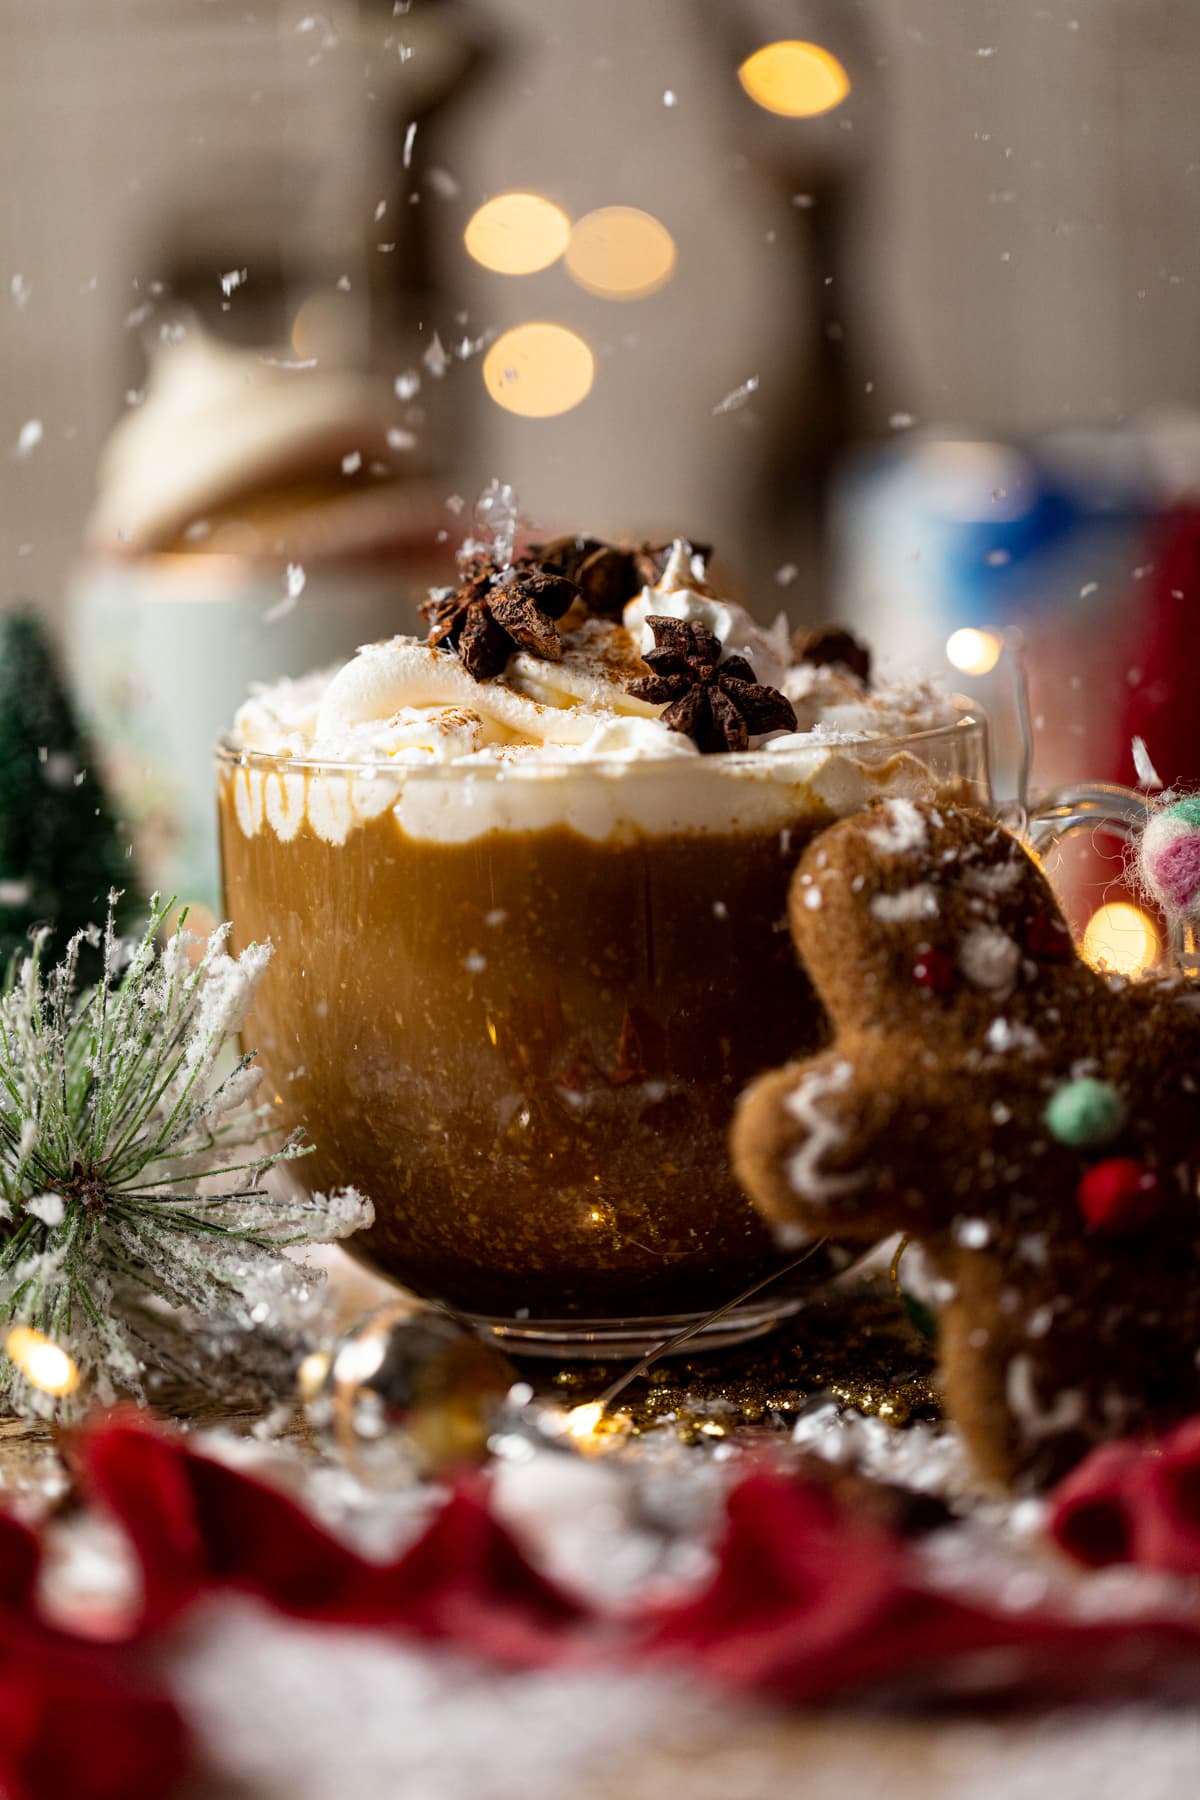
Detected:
left=218, top=534, right=984, bottom=1349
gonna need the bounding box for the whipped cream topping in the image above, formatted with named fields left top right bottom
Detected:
left=237, top=619, right=681, bottom=769
left=226, top=539, right=964, bottom=844
left=622, top=540, right=793, bottom=693
left=777, top=662, right=960, bottom=746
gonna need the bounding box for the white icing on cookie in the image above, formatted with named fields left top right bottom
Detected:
left=870, top=884, right=939, bottom=923
left=960, top=925, right=1021, bottom=994
left=783, top=1061, right=866, bottom=1205
left=866, top=797, right=929, bottom=855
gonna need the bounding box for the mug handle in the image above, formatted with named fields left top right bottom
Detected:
left=1020, top=781, right=1151, bottom=858
left=1017, top=779, right=1165, bottom=961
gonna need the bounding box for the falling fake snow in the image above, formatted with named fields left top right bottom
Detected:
left=712, top=375, right=759, bottom=416
left=1132, top=736, right=1163, bottom=790
left=265, top=564, right=307, bottom=624
left=423, top=334, right=449, bottom=379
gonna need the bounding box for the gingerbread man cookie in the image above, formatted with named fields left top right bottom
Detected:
left=733, top=798, right=1200, bottom=1489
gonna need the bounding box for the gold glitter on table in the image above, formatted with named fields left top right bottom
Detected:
left=526, top=1279, right=940, bottom=1444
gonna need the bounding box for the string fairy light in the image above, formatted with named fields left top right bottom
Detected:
left=945, top=626, right=1003, bottom=677
left=1081, top=901, right=1160, bottom=978
left=569, top=1238, right=831, bottom=1437
left=4, top=1325, right=80, bottom=1398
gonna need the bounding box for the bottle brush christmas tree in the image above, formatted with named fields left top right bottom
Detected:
left=0, top=606, right=141, bottom=976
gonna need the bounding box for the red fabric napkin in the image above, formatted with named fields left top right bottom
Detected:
left=0, top=1500, right=187, bottom=1800
left=0, top=1511, right=40, bottom=1613
left=83, top=1415, right=590, bottom=1663
left=1051, top=1417, right=1200, bottom=1573
left=647, top=1470, right=1200, bottom=1705
left=69, top=1412, right=1200, bottom=1720
left=0, top=1623, right=187, bottom=1800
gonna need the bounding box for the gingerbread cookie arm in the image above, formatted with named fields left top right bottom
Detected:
left=733, top=1043, right=904, bottom=1244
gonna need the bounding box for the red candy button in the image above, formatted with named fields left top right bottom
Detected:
left=1076, top=1159, right=1161, bottom=1235
left=1025, top=909, right=1074, bottom=961
left=913, top=947, right=954, bottom=994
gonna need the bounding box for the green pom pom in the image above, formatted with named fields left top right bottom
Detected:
left=1166, top=796, right=1200, bottom=829
left=1044, top=1077, right=1126, bottom=1149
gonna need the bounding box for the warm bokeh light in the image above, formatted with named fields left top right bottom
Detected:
left=296, top=1349, right=332, bottom=1400
left=290, top=290, right=350, bottom=361
left=945, top=627, right=1003, bottom=676
left=464, top=193, right=571, bottom=276
left=566, top=1401, right=605, bottom=1440
left=1082, top=902, right=1161, bottom=977
left=5, top=1325, right=79, bottom=1397
left=483, top=323, right=595, bottom=418
left=565, top=206, right=677, bottom=300
left=738, top=41, right=851, bottom=118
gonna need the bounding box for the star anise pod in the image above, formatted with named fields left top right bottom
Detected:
left=529, top=536, right=712, bottom=618
left=791, top=623, right=872, bottom=685
left=420, top=547, right=580, bottom=681
left=627, top=616, right=797, bottom=754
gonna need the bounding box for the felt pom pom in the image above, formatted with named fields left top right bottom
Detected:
left=1076, top=1158, right=1161, bottom=1235
left=1140, top=796, right=1200, bottom=920
left=1044, top=1076, right=1126, bottom=1149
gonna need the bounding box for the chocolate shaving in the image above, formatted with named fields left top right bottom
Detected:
left=627, top=617, right=797, bottom=754
left=421, top=547, right=579, bottom=681
left=792, top=623, right=872, bottom=686
left=530, top=536, right=712, bottom=618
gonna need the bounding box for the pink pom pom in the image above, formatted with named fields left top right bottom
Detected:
left=1147, top=834, right=1200, bottom=911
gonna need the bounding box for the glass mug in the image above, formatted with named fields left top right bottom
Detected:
left=215, top=712, right=1152, bottom=1355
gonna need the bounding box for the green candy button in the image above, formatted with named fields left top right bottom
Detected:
left=1044, top=1076, right=1126, bottom=1149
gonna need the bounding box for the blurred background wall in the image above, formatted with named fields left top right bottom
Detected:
left=2, top=0, right=1198, bottom=954
left=4, top=0, right=1198, bottom=623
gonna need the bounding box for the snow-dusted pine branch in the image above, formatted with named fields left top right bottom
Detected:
left=0, top=896, right=372, bottom=1419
